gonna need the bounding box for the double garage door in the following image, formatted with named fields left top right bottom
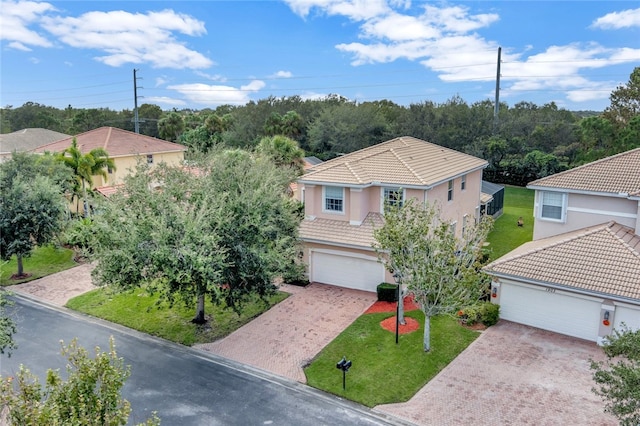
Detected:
left=310, top=251, right=384, bottom=292
left=500, top=282, right=601, bottom=341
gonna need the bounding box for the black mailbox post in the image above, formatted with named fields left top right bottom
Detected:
left=336, top=356, right=352, bottom=390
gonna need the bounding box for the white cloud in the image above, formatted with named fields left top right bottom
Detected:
left=40, top=9, right=212, bottom=69
left=144, top=96, right=187, bottom=107
left=29, top=56, right=40, bottom=64
left=591, top=8, right=640, bottom=30
left=167, top=80, right=266, bottom=105
left=271, top=70, right=293, bottom=78
left=284, top=0, right=390, bottom=20
left=194, top=71, right=226, bottom=82
left=0, top=0, right=55, bottom=49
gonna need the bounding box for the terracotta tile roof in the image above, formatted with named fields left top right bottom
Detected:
left=0, top=128, right=70, bottom=153
left=528, top=147, right=640, bottom=197
left=484, top=222, right=640, bottom=302
left=95, top=185, right=124, bottom=197
left=31, top=127, right=187, bottom=157
left=299, top=213, right=384, bottom=249
left=299, top=136, right=487, bottom=187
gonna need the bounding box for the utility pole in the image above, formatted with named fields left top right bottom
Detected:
left=493, top=47, right=502, bottom=133
left=133, top=69, right=142, bottom=134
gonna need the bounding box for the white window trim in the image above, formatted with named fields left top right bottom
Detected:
left=447, top=180, right=454, bottom=202
left=322, top=186, right=345, bottom=215
left=380, top=187, right=405, bottom=211
left=538, top=191, right=567, bottom=222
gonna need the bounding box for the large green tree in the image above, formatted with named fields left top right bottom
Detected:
left=603, top=67, right=640, bottom=129
left=0, top=171, right=67, bottom=277
left=90, top=149, right=301, bottom=324
left=56, top=138, right=115, bottom=216
left=0, top=337, right=159, bottom=425
left=590, top=325, right=640, bottom=426
left=373, top=199, right=493, bottom=352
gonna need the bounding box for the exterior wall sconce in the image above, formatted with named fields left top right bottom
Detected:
left=603, top=311, right=610, bottom=326
left=491, top=287, right=498, bottom=298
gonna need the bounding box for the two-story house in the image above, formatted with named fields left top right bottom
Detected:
left=296, top=136, right=488, bottom=292
left=33, top=127, right=187, bottom=187
left=484, top=147, right=640, bottom=343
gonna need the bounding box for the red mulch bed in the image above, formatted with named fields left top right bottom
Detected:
left=365, top=296, right=421, bottom=334
left=364, top=295, right=419, bottom=314
left=380, top=316, right=420, bottom=334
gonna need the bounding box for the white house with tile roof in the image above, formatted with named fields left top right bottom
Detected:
left=484, top=147, right=640, bottom=344
left=296, top=136, right=488, bottom=292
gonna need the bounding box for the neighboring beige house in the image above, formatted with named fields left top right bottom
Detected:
left=0, top=128, right=70, bottom=162
left=296, top=136, right=488, bottom=292
left=484, top=147, right=640, bottom=344
left=32, top=126, right=187, bottom=189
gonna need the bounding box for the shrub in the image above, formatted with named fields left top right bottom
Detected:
left=479, top=302, right=500, bottom=326
left=376, top=283, right=398, bottom=302
left=457, top=302, right=500, bottom=327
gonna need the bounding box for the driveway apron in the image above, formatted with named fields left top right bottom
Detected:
left=195, top=283, right=377, bottom=383
left=375, top=320, right=616, bottom=425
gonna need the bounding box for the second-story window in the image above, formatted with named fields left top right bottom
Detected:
left=324, top=186, right=344, bottom=213
left=448, top=180, right=454, bottom=201
left=383, top=187, right=404, bottom=207
left=540, top=191, right=566, bottom=221
left=147, top=154, right=154, bottom=164
left=461, top=174, right=467, bottom=191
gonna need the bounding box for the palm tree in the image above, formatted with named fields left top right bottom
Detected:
left=57, top=138, right=116, bottom=216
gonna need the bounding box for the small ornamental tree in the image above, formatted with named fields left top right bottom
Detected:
left=0, top=337, right=159, bottom=425
left=374, top=198, right=493, bottom=352
left=590, top=325, right=640, bottom=426
left=0, top=174, right=66, bottom=278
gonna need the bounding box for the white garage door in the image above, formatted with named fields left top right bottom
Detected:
left=311, top=251, right=383, bottom=292
left=614, top=306, right=640, bottom=331
left=500, top=282, right=601, bottom=341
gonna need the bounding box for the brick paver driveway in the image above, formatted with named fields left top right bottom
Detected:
left=375, top=320, right=616, bottom=425
left=195, top=283, right=377, bottom=383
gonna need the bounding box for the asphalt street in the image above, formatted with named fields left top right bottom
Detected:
left=1, top=296, right=405, bottom=426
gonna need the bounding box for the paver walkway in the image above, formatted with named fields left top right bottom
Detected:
left=7, top=263, right=96, bottom=306
left=195, top=283, right=377, bottom=383
left=375, top=320, right=616, bottom=425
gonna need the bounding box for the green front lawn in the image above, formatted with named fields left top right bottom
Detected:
left=0, top=245, right=78, bottom=286
left=66, top=287, right=289, bottom=346
left=304, top=311, right=479, bottom=407
left=485, top=185, right=534, bottom=261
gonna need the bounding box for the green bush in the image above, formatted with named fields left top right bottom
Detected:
left=479, top=302, right=500, bottom=326
left=376, top=282, right=398, bottom=302
left=457, top=302, right=500, bottom=327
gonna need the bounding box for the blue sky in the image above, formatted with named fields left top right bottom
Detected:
left=1, top=1, right=639, bottom=112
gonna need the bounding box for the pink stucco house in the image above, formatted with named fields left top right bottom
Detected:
left=485, top=147, right=640, bottom=343
left=296, top=136, right=488, bottom=292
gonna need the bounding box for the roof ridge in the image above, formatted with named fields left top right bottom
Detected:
left=390, top=147, right=423, bottom=184
left=104, top=127, right=112, bottom=150
left=488, top=222, right=613, bottom=267
left=530, top=147, right=640, bottom=186
left=605, top=223, right=640, bottom=258
left=344, top=162, right=363, bottom=184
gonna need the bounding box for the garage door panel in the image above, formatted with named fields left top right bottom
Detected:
left=500, top=283, right=600, bottom=341
left=311, top=251, right=383, bottom=292
left=614, top=306, right=640, bottom=331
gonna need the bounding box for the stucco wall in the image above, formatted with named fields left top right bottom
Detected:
left=533, top=191, right=639, bottom=240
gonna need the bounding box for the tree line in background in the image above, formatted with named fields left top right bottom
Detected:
left=2, top=67, right=638, bottom=186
